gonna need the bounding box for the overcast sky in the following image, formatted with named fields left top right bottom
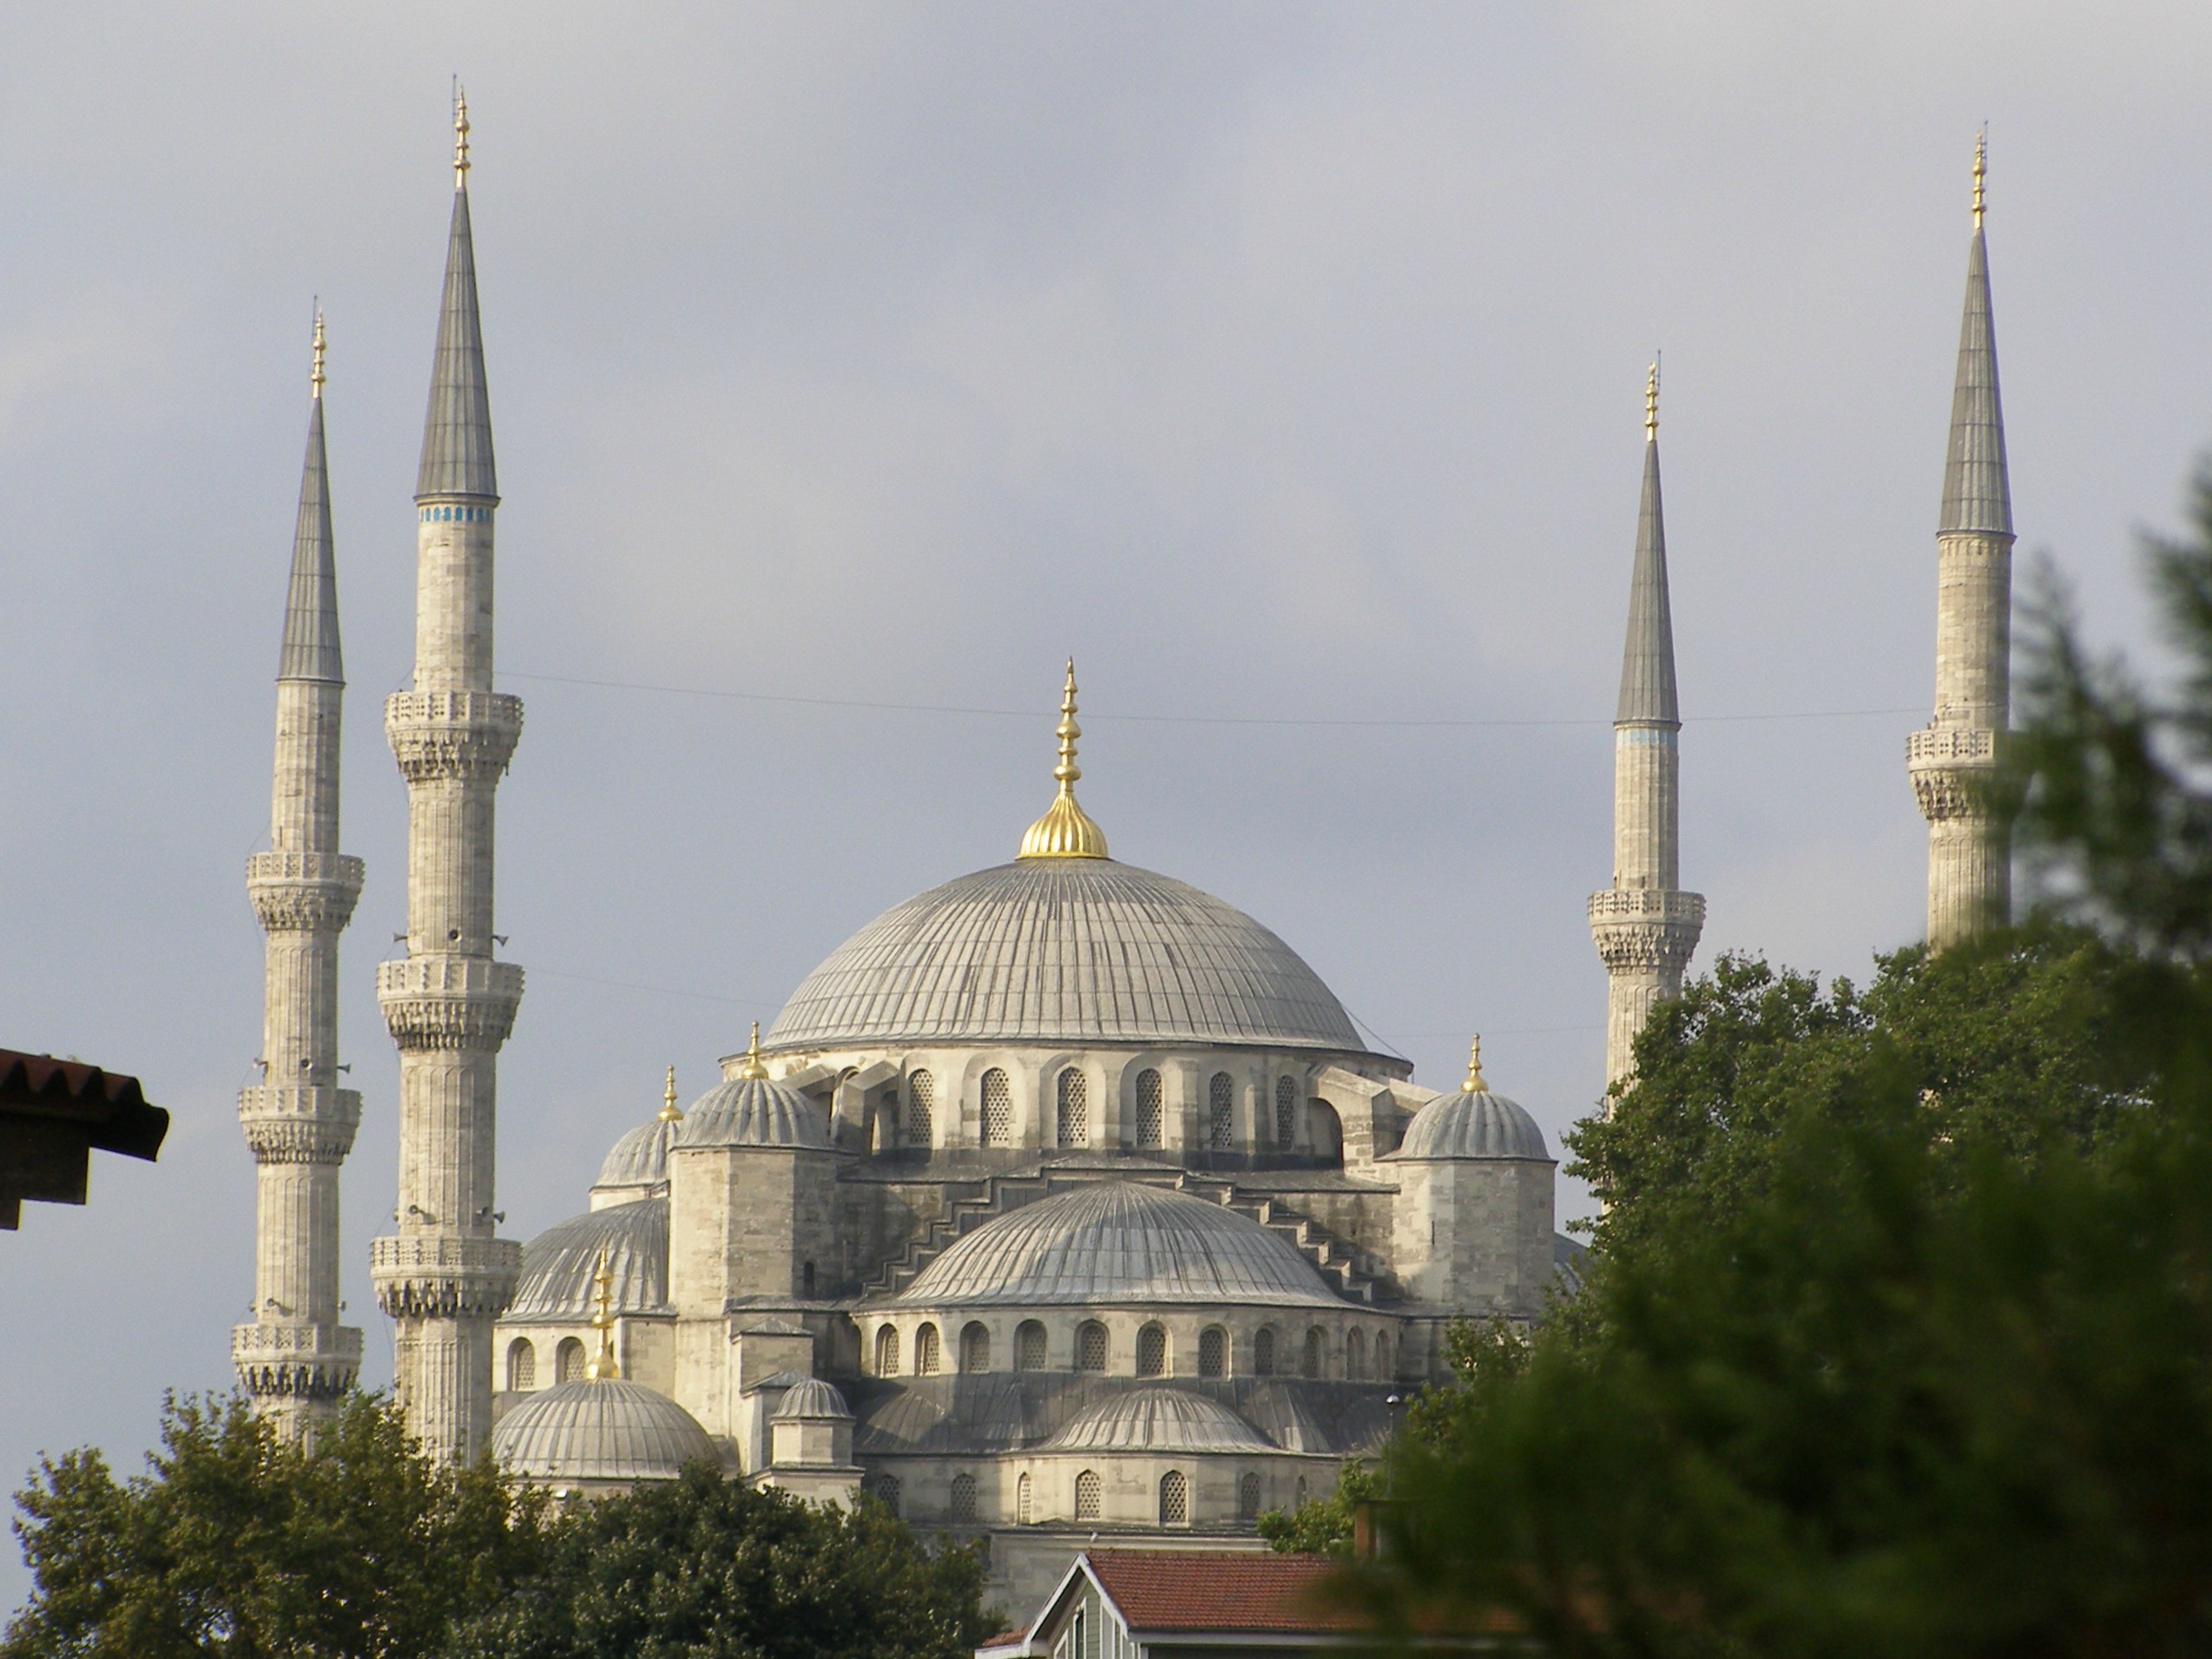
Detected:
left=4, top=2, right=2209, bottom=1610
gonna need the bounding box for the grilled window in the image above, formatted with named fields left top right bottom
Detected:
left=1208, top=1072, right=1234, bottom=1149
left=556, top=1337, right=585, bottom=1384
left=1136, top=1069, right=1162, bottom=1147
left=950, top=1472, right=978, bottom=1523
left=1254, top=1327, right=1276, bottom=1377
left=1275, top=1076, right=1297, bottom=1147
left=961, top=1321, right=991, bottom=1373
left=506, top=1339, right=536, bottom=1392
left=1056, top=1067, right=1087, bottom=1146
left=906, top=1070, right=933, bottom=1147
left=876, top=1324, right=900, bottom=1376
left=1374, top=1331, right=1392, bottom=1379
left=1076, top=1469, right=1101, bottom=1522
left=1239, top=1472, right=1263, bottom=1521
left=1017, top=1471, right=1033, bottom=1524
left=915, top=1322, right=941, bottom=1375
left=981, top=1069, right=1012, bottom=1146
left=872, top=1474, right=902, bottom=1517
left=1160, top=1469, right=1188, bottom=1526
left=1016, top=1320, right=1048, bottom=1371
left=1303, top=1327, right=1324, bottom=1379
left=1199, top=1326, right=1228, bottom=1379
left=1076, top=1320, right=1108, bottom=1373
left=1346, top=1328, right=1366, bottom=1379
left=1136, top=1323, right=1167, bottom=1377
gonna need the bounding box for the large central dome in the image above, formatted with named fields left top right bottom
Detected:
left=766, top=859, right=1363, bottom=1053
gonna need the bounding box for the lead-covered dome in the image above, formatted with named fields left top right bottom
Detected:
left=1044, top=1386, right=1274, bottom=1453
left=771, top=1377, right=853, bottom=1421
left=765, top=860, right=1364, bottom=1054
left=596, top=1117, right=675, bottom=1192
left=1390, top=1089, right=1550, bottom=1162
left=675, top=1076, right=830, bottom=1150
left=490, top=1378, right=718, bottom=1483
left=510, top=1199, right=668, bottom=1320
left=898, top=1181, right=1341, bottom=1309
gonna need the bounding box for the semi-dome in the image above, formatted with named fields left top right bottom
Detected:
left=675, top=1076, right=829, bottom=1150
left=490, top=1378, right=719, bottom=1483
left=1044, top=1386, right=1274, bottom=1454
left=897, top=1181, right=1341, bottom=1309
left=1386, top=1041, right=1550, bottom=1162
left=771, top=1377, right=853, bottom=1421
left=766, top=859, right=1365, bottom=1053
left=510, top=1199, right=668, bottom=1320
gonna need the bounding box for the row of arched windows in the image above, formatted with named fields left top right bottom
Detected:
left=874, top=1318, right=1392, bottom=1379
left=883, top=1467, right=1265, bottom=1527
left=886, top=1065, right=1330, bottom=1152
left=505, top=1336, right=583, bottom=1391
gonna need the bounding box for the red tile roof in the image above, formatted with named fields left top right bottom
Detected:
left=0, top=1050, right=165, bottom=1155
left=1085, top=1550, right=1364, bottom=1635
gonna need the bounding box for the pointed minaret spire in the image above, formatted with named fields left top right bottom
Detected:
left=236, top=313, right=365, bottom=1443
left=373, top=97, right=523, bottom=1466
left=1590, top=362, right=1703, bottom=1094
left=1910, top=134, right=2015, bottom=947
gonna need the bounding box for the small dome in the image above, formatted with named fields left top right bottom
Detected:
left=1390, top=1090, right=1550, bottom=1162
left=674, top=1076, right=830, bottom=1150
left=770, top=1377, right=853, bottom=1421
left=1044, top=1387, right=1273, bottom=1453
left=899, top=1182, right=1340, bottom=1309
left=596, top=1117, right=676, bottom=1191
left=509, top=1200, right=668, bottom=1320
left=491, top=1378, right=718, bottom=1484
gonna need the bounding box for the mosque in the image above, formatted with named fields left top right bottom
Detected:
left=227, top=100, right=2014, bottom=1610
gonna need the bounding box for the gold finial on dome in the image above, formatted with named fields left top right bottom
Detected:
left=1460, top=1035, right=1487, bottom=1094
left=453, top=83, right=471, bottom=188
left=1017, top=660, right=1109, bottom=860
left=310, top=306, right=326, bottom=399
left=1644, top=356, right=1659, bottom=440
left=1972, top=126, right=1985, bottom=228
left=658, top=1065, right=681, bottom=1123
left=585, top=1251, right=621, bottom=1382
left=735, top=1023, right=768, bottom=1081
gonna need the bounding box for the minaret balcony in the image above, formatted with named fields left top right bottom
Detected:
left=368, top=1234, right=521, bottom=1320
left=1907, top=727, right=2004, bottom=823
left=246, top=851, right=364, bottom=931
left=238, top=1085, right=361, bottom=1162
left=376, top=956, right=523, bottom=1051
left=385, top=690, right=523, bottom=782
left=1586, top=888, right=1706, bottom=927
left=1589, top=889, right=1706, bottom=975
left=231, top=1320, right=364, bottom=1400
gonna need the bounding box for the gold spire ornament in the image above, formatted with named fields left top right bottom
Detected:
left=453, top=85, right=471, bottom=188
left=1017, top=661, right=1110, bottom=859
left=1972, top=127, right=1985, bottom=228
left=1460, top=1035, right=1487, bottom=1094
left=1644, top=357, right=1659, bottom=441
left=658, top=1065, right=682, bottom=1123
left=310, top=306, right=326, bottom=399
left=734, top=1023, right=768, bottom=1082
left=585, top=1252, right=621, bottom=1382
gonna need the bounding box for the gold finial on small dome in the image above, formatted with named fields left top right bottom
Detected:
left=1643, top=357, right=1659, bottom=441
left=735, top=1023, right=768, bottom=1082
left=1972, top=127, right=1985, bottom=228
left=310, top=306, right=326, bottom=399
left=1460, top=1035, right=1488, bottom=1095
left=453, top=83, right=471, bottom=188
left=585, top=1251, right=621, bottom=1382
left=658, top=1065, right=681, bottom=1123
left=1017, top=660, right=1110, bottom=860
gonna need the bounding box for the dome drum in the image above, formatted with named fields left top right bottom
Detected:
left=860, top=1307, right=1406, bottom=1386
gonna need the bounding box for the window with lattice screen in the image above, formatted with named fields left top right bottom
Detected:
left=1136, top=1323, right=1167, bottom=1377
left=981, top=1069, right=1011, bottom=1146
left=876, top=1324, right=900, bottom=1375
left=1275, top=1076, right=1297, bottom=1147
left=1016, top=1320, right=1047, bottom=1371
left=506, top=1340, right=535, bottom=1392
left=1346, top=1328, right=1366, bottom=1379
left=916, top=1323, right=940, bottom=1375
left=1136, top=1069, right=1162, bottom=1147
left=906, top=1070, right=933, bottom=1147
left=1208, top=1072, right=1234, bottom=1149
left=1056, top=1067, right=1086, bottom=1146
left=1254, top=1327, right=1275, bottom=1376
left=1199, top=1326, right=1227, bottom=1378
left=1160, top=1469, right=1188, bottom=1525
left=556, top=1337, right=585, bottom=1383
left=1303, top=1327, right=1324, bottom=1379
left=873, top=1474, right=902, bottom=1517
left=961, top=1321, right=991, bottom=1373
left=1017, top=1471, right=1033, bottom=1524
left=950, top=1472, right=978, bottom=1522
left=1238, top=1472, right=1262, bottom=1520
left=1076, top=1469, right=1101, bottom=1521
left=1375, top=1330, right=1392, bottom=1378
left=1076, top=1320, right=1108, bottom=1372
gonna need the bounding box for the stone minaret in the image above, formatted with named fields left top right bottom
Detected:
left=1589, top=365, right=1704, bottom=1093
left=1908, top=135, right=2013, bottom=949
left=234, top=313, right=365, bottom=1444
left=370, top=93, right=524, bottom=1464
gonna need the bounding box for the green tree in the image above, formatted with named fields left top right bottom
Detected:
left=6, top=1392, right=555, bottom=1659
left=444, top=1468, right=994, bottom=1659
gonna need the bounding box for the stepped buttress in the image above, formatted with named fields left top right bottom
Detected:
left=235, top=328, right=365, bottom=1442
left=372, top=110, right=523, bottom=1465
left=1909, top=142, right=2013, bottom=949
left=1590, top=373, right=1703, bottom=1093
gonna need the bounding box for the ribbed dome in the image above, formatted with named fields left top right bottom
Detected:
left=767, top=860, right=1363, bottom=1053
left=898, top=1182, right=1340, bottom=1309
left=1044, top=1386, right=1273, bottom=1453
left=771, top=1377, right=853, bottom=1421
left=596, top=1117, right=675, bottom=1191
left=674, top=1076, right=830, bottom=1149
left=509, top=1199, right=668, bottom=1320
left=490, top=1379, right=718, bottom=1483
left=1390, top=1090, right=1550, bottom=1162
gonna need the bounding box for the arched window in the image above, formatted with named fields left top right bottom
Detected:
left=950, top=1472, right=978, bottom=1523
left=1136, top=1069, right=1163, bottom=1148
left=1275, top=1076, right=1297, bottom=1148
left=906, top=1070, right=934, bottom=1147
left=961, top=1321, right=991, bottom=1373
left=1199, top=1326, right=1228, bottom=1379
left=506, top=1338, right=536, bottom=1392
left=1303, top=1327, right=1325, bottom=1379
left=1296, top=1476, right=1309, bottom=1507
left=1076, top=1469, right=1102, bottom=1522
left=980, top=1069, right=1012, bottom=1146
left=1017, top=1471, right=1033, bottom=1524
left=872, top=1473, right=902, bottom=1517
left=1136, top=1322, right=1167, bottom=1377
left=1160, top=1469, right=1188, bottom=1526
left=1208, top=1072, right=1234, bottom=1149
left=1310, top=1098, right=1343, bottom=1162
left=1346, top=1328, right=1367, bottom=1379
left=1016, top=1320, right=1047, bottom=1371
left=876, top=1323, right=901, bottom=1376
left=915, top=1322, right=941, bottom=1375
left=1254, top=1327, right=1276, bottom=1377
left=1076, top=1320, right=1109, bottom=1373
left=556, top=1336, right=586, bottom=1384
left=1239, top=1471, right=1263, bottom=1521
left=1374, top=1330, right=1392, bottom=1379
left=1056, top=1067, right=1087, bottom=1146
